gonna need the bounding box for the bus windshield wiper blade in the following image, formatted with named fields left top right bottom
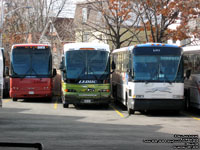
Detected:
left=74, top=68, right=86, bottom=82
left=20, top=68, right=32, bottom=79
left=88, top=67, right=98, bottom=80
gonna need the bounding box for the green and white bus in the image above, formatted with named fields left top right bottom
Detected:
left=60, top=43, right=111, bottom=108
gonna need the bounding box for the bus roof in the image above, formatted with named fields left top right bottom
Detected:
left=112, top=46, right=134, bottom=53
left=12, top=43, right=50, bottom=49
left=135, top=43, right=180, bottom=48
left=112, top=43, right=180, bottom=54
left=182, top=45, right=200, bottom=52
left=63, top=42, right=110, bottom=53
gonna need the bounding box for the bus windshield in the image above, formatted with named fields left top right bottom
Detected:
left=133, top=55, right=183, bottom=82
left=65, top=50, right=110, bottom=80
left=11, top=47, right=51, bottom=77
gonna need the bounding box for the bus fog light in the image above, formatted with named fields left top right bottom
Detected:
left=99, top=89, right=110, bottom=92
left=173, top=95, right=183, bottom=99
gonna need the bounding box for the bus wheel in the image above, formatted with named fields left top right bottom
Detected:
left=114, top=87, right=118, bottom=104
left=185, top=90, right=190, bottom=110
left=63, top=103, right=69, bottom=108
left=12, top=98, right=17, bottom=101
left=127, top=105, right=135, bottom=115
left=102, top=103, right=109, bottom=109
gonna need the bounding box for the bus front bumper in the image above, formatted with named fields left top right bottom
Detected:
left=128, top=98, right=184, bottom=111
left=63, top=93, right=111, bottom=105
left=10, top=90, right=52, bottom=99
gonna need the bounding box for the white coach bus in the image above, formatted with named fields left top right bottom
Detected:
left=183, top=46, right=200, bottom=110
left=111, top=43, right=184, bottom=114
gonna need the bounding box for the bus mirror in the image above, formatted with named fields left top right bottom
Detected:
left=53, top=68, right=57, bottom=77
left=59, top=62, right=63, bottom=70
left=186, top=69, right=191, bottom=79
left=59, top=59, right=66, bottom=72
left=111, top=61, right=116, bottom=70
left=5, top=66, right=9, bottom=76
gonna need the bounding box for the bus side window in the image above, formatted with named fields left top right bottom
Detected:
left=184, top=55, right=189, bottom=73
left=194, top=54, right=200, bottom=73
left=186, top=54, right=194, bottom=74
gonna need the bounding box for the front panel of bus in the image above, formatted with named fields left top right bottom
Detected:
left=128, top=45, right=184, bottom=110
left=10, top=45, right=53, bottom=99
left=62, top=49, right=110, bottom=105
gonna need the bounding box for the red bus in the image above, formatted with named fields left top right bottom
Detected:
left=10, top=44, right=57, bottom=101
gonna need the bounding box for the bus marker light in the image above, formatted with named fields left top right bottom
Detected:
left=80, top=48, right=95, bottom=50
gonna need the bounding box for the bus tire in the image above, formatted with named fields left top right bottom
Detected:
left=127, top=104, right=135, bottom=115
left=184, top=89, right=190, bottom=110
left=102, top=103, right=109, bottom=109
left=114, top=86, right=118, bottom=104
left=63, top=103, right=69, bottom=108
left=12, top=98, right=17, bottom=101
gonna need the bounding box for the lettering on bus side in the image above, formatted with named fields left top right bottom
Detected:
left=78, top=80, right=97, bottom=84
left=153, top=49, right=160, bottom=52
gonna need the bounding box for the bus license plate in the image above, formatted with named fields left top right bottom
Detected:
left=84, top=99, right=91, bottom=103
left=29, top=91, right=34, bottom=95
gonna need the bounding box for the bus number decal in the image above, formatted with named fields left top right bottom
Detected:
left=37, top=46, right=45, bottom=49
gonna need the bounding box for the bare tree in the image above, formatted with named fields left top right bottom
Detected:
left=3, top=0, right=72, bottom=45
left=74, top=0, right=141, bottom=49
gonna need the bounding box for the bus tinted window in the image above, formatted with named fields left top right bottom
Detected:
left=12, top=47, right=51, bottom=77
left=133, top=55, right=183, bottom=82
left=184, top=53, right=200, bottom=74
left=66, top=50, right=109, bottom=80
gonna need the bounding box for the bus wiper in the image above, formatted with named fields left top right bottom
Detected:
left=75, top=68, right=86, bottom=82
left=98, top=67, right=109, bottom=80
left=31, top=67, right=40, bottom=77
left=88, top=67, right=98, bottom=80
left=20, top=67, right=40, bottom=80
left=160, top=70, right=172, bottom=84
left=20, top=67, right=32, bottom=79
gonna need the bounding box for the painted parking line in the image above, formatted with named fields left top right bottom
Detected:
left=110, top=105, right=124, bottom=118
left=191, top=116, right=200, bottom=121
left=54, top=101, right=58, bottom=109
left=183, top=112, right=200, bottom=121
left=3, top=99, right=11, bottom=103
